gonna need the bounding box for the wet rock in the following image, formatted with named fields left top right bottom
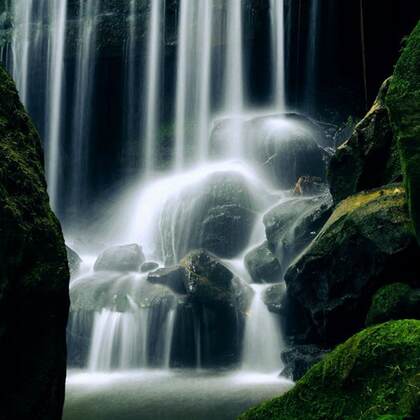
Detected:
left=281, top=344, right=329, bottom=381
left=329, top=78, right=401, bottom=205
left=147, top=266, right=187, bottom=295
left=285, top=185, right=420, bottom=345
left=160, top=171, right=261, bottom=264
left=0, top=67, right=69, bottom=418
left=263, top=283, right=286, bottom=314
left=141, top=261, right=159, bottom=273
left=263, top=193, right=333, bottom=266
left=94, top=243, right=145, bottom=272
left=245, top=242, right=282, bottom=283
left=66, top=245, right=82, bottom=276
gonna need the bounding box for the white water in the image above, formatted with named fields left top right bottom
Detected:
left=71, top=0, right=99, bottom=207
left=242, top=284, right=284, bottom=373
left=143, top=0, right=163, bottom=177
left=271, top=0, right=285, bottom=110
left=45, top=0, right=67, bottom=208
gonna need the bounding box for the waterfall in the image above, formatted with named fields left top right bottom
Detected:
left=45, top=0, right=67, bottom=208
left=196, top=0, right=213, bottom=162
left=224, top=0, right=244, bottom=156
left=271, top=0, right=285, bottom=110
left=11, top=0, right=33, bottom=107
left=242, top=285, right=284, bottom=373
left=70, top=0, right=99, bottom=209
left=143, top=0, right=164, bottom=177
left=174, top=0, right=194, bottom=170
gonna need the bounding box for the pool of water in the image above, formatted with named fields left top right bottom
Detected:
left=64, top=369, right=293, bottom=420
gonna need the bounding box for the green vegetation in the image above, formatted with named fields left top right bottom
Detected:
left=239, top=320, right=420, bottom=420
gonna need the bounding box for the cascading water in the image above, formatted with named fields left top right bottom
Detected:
left=4, top=1, right=331, bottom=418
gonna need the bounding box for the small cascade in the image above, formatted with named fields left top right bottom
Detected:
left=270, top=0, right=285, bottom=110
left=45, top=0, right=67, bottom=208
left=70, top=0, right=100, bottom=209
left=163, top=309, right=176, bottom=369
left=242, top=284, right=284, bottom=373
left=143, top=0, right=164, bottom=177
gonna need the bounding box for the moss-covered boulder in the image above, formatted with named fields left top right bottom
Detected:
left=0, top=67, right=69, bottom=418
left=366, top=283, right=420, bottom=326
left=239, top=320, right=420, bottom=420
left=329, top=78, right=401, bottom=204
left=285, top=185, right=420, bottom=345
left=386, top=21, right=420, bottom=246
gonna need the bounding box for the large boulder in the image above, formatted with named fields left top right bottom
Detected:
left=366, top=283, right=420, bottom=327
left=386, top=22, right=420, bottom=245
left=93, top=243, right=145, bottom=272
left=245, top=242, right=282, bottom=284
left=263, top=283, right=286, bottom=314
left=328, top=78, right=401, bottom=205
left=240, top=320, right=420, bottom=420
left=159, top=171, right=261, bottom=264
left=0, top=67, right=69, bottom=418
left=211, top=114, right=326, bottom=189
left=263, top=193, right=333, bottom=267
left=285, top=185, right=420, bottom=345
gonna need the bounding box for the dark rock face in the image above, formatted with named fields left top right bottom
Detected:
left=366, top=283, right=420, bottom=327
left=285, top=185, right=420, bottom=345
left=281, top=344, right=329, bottom=381
left=263, top=283, right=286, bottom=314
left=329, top=78, right=401, bottom=205
left=147, top=266, right=187, bottom=295
left=66, top=245, right=82, bottom=276
left=386, top=22, right=420, bottom=246
left=263, top=194, right=333, bottom=267
left=240, top=320, right=420, bottom=420
left=160, top=171, right=260, bottom=264
left=94, top=243, right=145, bottom=272
left=0, top=67, right=69, bottom=419
left=245, top=242, right=282, bottom=284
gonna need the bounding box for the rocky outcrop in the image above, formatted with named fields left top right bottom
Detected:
left=366, top=283, right=420, bottom=327
left=263, top=194, right=333, bottom=267
left=240, top=320, right=420, bottom=420
left=263, top=283, right=286, bottom=314
left=386, top=21, right=420, bottom=246
left=93, top=243, right=145, bottom=272
left=328, top=78, right=401, bottom=204
left=66, top=245, right=82, bottom=276
left=244, top=242, right=282, bottom=284
left=141, top=261, right=159, bottom=273
left=285, top=185, right=420, bottom=345
left=147, top=266, right=187, bottom=295
left=0, top=67, right=69, bottom=419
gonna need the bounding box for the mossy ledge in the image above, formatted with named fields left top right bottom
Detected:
left=0, top=66, right=70, bottom=419
left=239, top=320, right=420, bottom=420
left=386, top=21, right=420, bottom=245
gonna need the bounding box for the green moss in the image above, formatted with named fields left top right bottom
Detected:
left=239, top=320, right=420, bottom=420
left=366, top=283, right=412, bottom=326
left=386, top=21, right=420, bottom=245
left=0, top=65, right=69, bottom=417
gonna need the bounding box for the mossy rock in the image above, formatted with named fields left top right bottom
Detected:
left=386, top=21, right=420, bottom=245
left=0, top=66, right=69, bottom=418
left=284, top=185, right=420, bottom=345
left=366, top=283, right=420, bottom=326
left=239, top=320, right=420, bottom=420
left=328, top=78, right=401, bottom=205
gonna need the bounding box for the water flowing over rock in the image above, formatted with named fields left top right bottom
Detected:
left=159, top=171, right=263, bottom=264
left=147, top=266, right=187, bottom=295
left=0, top=66, right=69, bottom=419
left=94, top=243, right=145, bottom=272
left=66, top=245, right=82, bottom=276
left=284, top=185, right=420, bottom=345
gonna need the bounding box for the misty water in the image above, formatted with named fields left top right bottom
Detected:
left=5, top=0, right=325, bottom=418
